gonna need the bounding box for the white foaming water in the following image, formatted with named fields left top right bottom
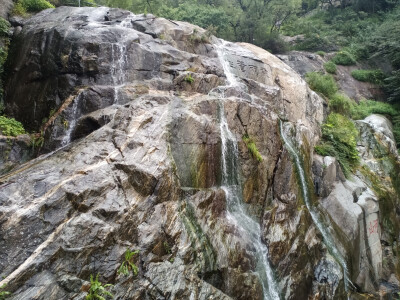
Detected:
left=279, top=121, right=352, bottom=294
left=61, top=93, right=82, bottom=146
left=217, top=39, right=281, bottom=300
left=110, top=43, right=127, bottom=103
left=216, top=41, right=239, bottom=87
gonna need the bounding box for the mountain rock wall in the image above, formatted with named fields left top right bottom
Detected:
left=0, top=6, right=399, bottom=300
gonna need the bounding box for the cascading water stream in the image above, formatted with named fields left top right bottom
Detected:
left=110, top=42, right=127, bottom=104
left=279, top=121, right=352, bottom=294
left=216, top=40, right=281, bottom=300
left=61, top=93, right=82, bottom=146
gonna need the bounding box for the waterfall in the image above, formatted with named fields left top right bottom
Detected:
left=61, top=93, right=82, bottom=146
left=279, top=121, right=352, bottom=294
left=217, top=40, right=281, bottom=300
left=110, top=43, right=127, bottom=104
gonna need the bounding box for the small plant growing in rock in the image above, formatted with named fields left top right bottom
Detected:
left=85, top=274, right=113, bottom=300
left=0, top=284, right=11, bottom=300
left=243, top=134, right=262, bottom=162
left=184, top=74, right=194, bottom=84
left=62, top=119, right=69, bottom=129
left=163, top=241, right=171, bottom=254
left=30, top=132, right=44, bottom=150
left=316, top=51, right=326, bottom=57
left=117, top=249, right=139, bottom=277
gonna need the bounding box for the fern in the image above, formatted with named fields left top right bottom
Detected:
left=117, top=249, right=139, bottom=277
left=85, top=274, right=113, bottom=300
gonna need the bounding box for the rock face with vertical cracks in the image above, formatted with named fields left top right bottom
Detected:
left=1, top=6, right=399, bottom=300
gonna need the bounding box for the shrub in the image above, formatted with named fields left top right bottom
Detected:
left=0, top=116, right=26, bottom=137
left=331, top=50, right=356, bottom=65
left=329, top=93, right=354, bottom=116
left=305, top=72, right=338, bottom=98
left=85, top=274, right=113, bottom=300
left=16, top=0, right=54, bottom=13
left=262, top=32, right=289, bottom=54
left=315, top=113, right=359, bottom=176
left=351, top=69, right=385, bottom=85
left=12, top=2, right=27, bottom=15
left=117, top=249, right=139, bottom=277
left=294, top=33, right=333, bottom=51
left=0, top=284, right=11, bottom=300
left=350, top=99, right=398, bottom=120
left=243, top=135, right=262, bottom=162
left=316, top=51, right=326, bottom=57
left=0, top=18, right=10, bottom=37
left=324, top=61, right=337, bottom=74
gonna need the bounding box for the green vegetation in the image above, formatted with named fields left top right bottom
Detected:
left=329, top=93, right=354, bottom=116
left=243, top=134, right=262, bottom=162
left=184, top=74, right=194, bottom=84
left=351, top=69, right=385, bottom=85
left=305, top=72, right=337, bottom=98
left=0, top=17, right=10, bottom=105
left=85, top=274, right=113, bottom=300
left=117, top=249, right=139, bottom=277
left=315, top=113, right=359, bottom=176
left=351, top=99, right=398, bottom=120
left=0, top=18, right=10, bottom=37
left=0, top=116, right=26, bottom=137
left=324, top=61, right=337, bottom=74
left=30, top=132, right=44, bottom=150
left=0, top=284, right=11, bottom=300
left=331, top=50, right=356, bottom=66
left=14, top=0, right=54, bottom=14
left=316, top=51, right=326, bottom=57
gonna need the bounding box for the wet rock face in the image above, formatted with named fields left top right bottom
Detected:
left=311, top=115, right=400, bottom=298
left=0, top=134, right=33, bottom=175
left=10, top=5, right=400, bottom=300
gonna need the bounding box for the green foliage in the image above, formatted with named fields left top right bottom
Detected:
left=316, top=51, right=326, bottom=57
left=324, top=61, right=337, bottom=74
left=262, top=32, right=289, bottom=54
left=329, top=93, right=354, bottom=116
left=12, top=2, right=27, bottom=15
left=117, top=249, right=139, bottom=277
left=0, top=284, right=11, bottom=300
left=184, top=74, right=194, bottom=84
left=0, top=116, right=26, bottom=137
left=305, top=71, right=338, bottom=98
left=30, top=133, right=44, bottom=150
left=385, top=70, right=400, bottom=103
left=350, top=99, right=398, bottom=120
left=351, top=69, right=385, bottom=85
left=315, top=113, right=359, bottom=176
left=294, top=33, right=333, bottom=52
left=0, top=18, right=10, bottom=37
left=16, top=0, right=55, bottom=13
left=243, top=134, right=262, bottom=162
left=331, top=50, right=356, bottom=65
left=85, top=274, right=113, bottom=300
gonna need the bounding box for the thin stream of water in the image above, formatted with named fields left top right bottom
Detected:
left=279, top=121, right=352, bottom=294
left=217, top=40, right=281, bottom=300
